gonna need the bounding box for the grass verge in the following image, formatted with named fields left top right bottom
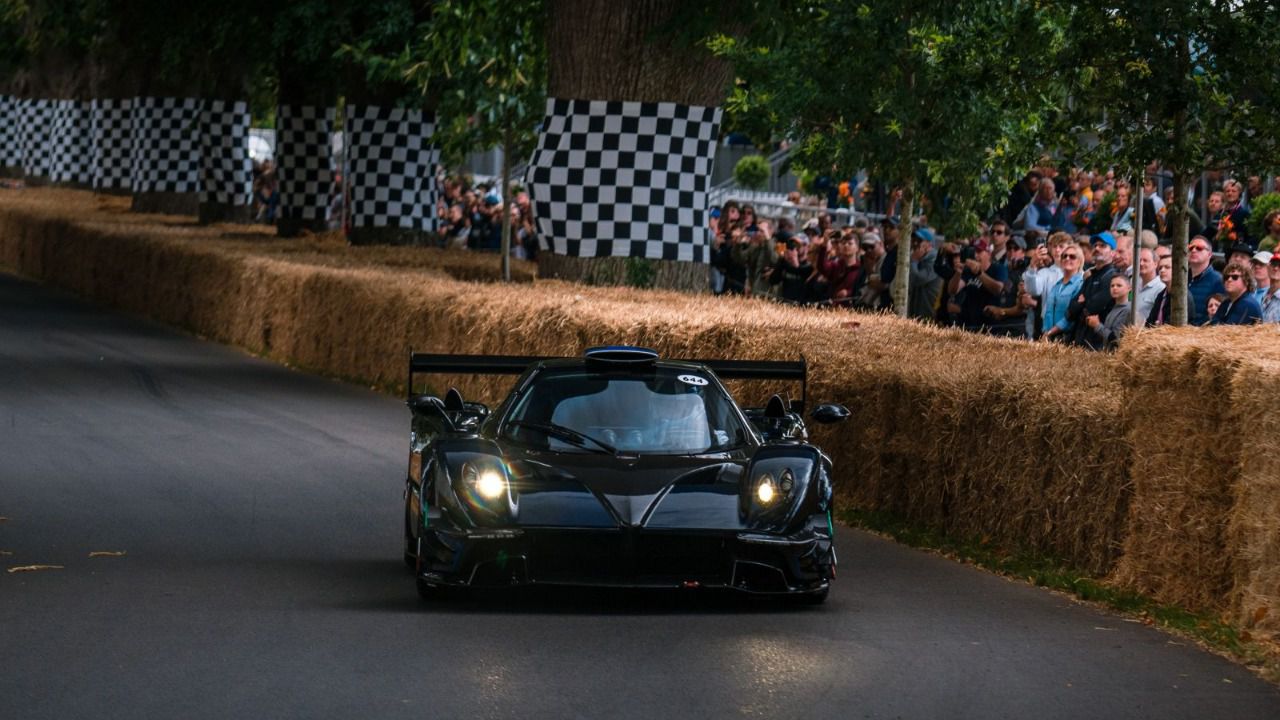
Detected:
left=841, top=507, right=1280, bottom=683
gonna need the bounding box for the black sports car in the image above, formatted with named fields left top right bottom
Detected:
left=401, top=346, right=848, bottom=603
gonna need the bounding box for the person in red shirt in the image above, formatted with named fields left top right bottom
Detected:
left=812, top=229, right=862, bottom=305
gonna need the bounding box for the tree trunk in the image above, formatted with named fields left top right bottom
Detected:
left=1169, top=172, right=1191, bottom=326
left=892, top=182, right=914, bottom=316
left=539, top=0, right=735, bottom=292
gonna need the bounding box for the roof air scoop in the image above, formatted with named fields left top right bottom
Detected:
left=583, top=346, right=660, bottom=365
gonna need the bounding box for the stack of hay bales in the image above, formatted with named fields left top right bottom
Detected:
left=1116, top=327, right=1280, bottom=640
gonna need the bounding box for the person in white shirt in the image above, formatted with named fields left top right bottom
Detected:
left=1133, top=247, right=1165, bottom=323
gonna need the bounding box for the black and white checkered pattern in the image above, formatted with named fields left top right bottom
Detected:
left=91, top=98, right=132, bottom=191
left=48, top=100, right=94, bottom=185
left=276, top=105, right=333, bottom=221
left=130, top=96, right=201, bottom=194
left=0, top=95, right=18, bottom=170
left=345, top=105, right=439, bottom=230
left=198, top=100, right=251, bottom=206
left=526, top=98, right=723, bottom=263
left=17, top=98, right=56, bottom=178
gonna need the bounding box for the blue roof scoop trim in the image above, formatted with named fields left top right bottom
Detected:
left=583, top=346, right=660, bottom=364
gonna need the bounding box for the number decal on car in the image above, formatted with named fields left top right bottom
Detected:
left=678, top=375, right=708, bottom=386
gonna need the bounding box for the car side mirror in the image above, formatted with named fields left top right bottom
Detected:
left=810, top=403, right=849, bottom=424
left=408, top=394, right=444, bottom=413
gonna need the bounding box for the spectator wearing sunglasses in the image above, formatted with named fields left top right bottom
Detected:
left=1039, top=244, right=1085, bottom=342
left=1187, top=235, right=1226, bottom=326
left=1262, top=255, right=1280, bottom=323
left=1210, top=261, right=1264, bottom=325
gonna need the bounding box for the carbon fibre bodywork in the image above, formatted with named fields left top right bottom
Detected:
left=401, top=351, right=844, bottom=601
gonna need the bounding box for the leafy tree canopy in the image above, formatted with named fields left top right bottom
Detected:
left=711, top=0, right=1071, bottom=238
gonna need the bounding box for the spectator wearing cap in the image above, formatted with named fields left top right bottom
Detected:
left=907, top=229, right=942, bottom=320
left=708, top=207, right=725, bottom=293
left=1251, top=251, right=1272, bottom=304
left=1069, top=232, right=1119, bottom=349
left=854, top=231, right=886, bottom=309
left=1211, top=261, right=1264, bottom=325
left=1187, top=235, right=1226, bottom=325
left=983, top=233, right=1029, bottom=337
left=1084, top=274, right=1133, bottom=350
left=1133, top=247, right=1165, bottom=323
left=948, top=238, right=1009, bottom=331
left=1262, top=254, right=1280, bottom=323
left=1040, top=242, right=1086, bottom=341
left=1146, top=254, right=1175, bottom=326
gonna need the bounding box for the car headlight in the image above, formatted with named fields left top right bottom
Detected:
left=462, top=462, right=507, bottom=501
left=756, top=473, right=778, bottom=504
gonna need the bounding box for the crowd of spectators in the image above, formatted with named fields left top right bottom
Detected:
left=710, top=168, right=1280, bottom=348
left=434, top=176, right=538, bottom=258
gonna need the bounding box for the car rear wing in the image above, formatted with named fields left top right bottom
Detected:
left=408, top=352, right=807, bottom=410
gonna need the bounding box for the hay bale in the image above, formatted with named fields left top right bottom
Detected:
left=1116, top=326, right=1280, bottom=635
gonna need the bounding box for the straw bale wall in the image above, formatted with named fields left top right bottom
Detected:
left=8, top=187, right=1277, bottom=644
left=1116, top=329, right=1280, bottom=637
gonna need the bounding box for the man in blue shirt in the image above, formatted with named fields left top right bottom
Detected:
left=1187, top=235, right=1226, bottom=325
left=1211, top=262, right=1264, bottom=325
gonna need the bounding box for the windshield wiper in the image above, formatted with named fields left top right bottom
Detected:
left=505, top=420, right=618, bottom=455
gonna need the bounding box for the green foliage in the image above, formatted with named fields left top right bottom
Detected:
left=392, top=0, right=547, bottom=168
left=733, top=154, right=770, bottom=189
left=624, top=256, right=657, bottom=289
left=1056, top=0, right=1280, bottom=181
left=711, top=1, right=1071, bottom=239
left=1246, top=193, right=1280, bottom=241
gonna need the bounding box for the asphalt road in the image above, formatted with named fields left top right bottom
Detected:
left=2, top=270, right=1278, bottom=720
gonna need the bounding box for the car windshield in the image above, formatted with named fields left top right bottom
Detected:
left=504, top=367, right=751, bottom=454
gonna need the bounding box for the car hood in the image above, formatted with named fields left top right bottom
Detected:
left=502, top=445, right=751, bottom=530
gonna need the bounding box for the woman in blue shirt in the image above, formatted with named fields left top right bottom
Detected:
left=1039, top=246, right=1085, bottom=341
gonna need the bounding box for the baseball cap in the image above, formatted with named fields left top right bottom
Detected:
left=1090, top=231, right=1117, bottom=250
left=1252, top=250, right=1274, bottom=265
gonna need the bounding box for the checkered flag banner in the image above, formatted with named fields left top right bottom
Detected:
left=199, top=100, right=252, bottom=206
left=0, top=95, right=18, bottom=170
left=345, top=105, right=439, bottom=231
left=130, top=96, right=201, bottom=194
left=276, top=105, right=334, bottom=221
left=49, top=100, right=94, bottom=186
left=91, top=98, right=132, bottom=191
left=526, top=98, right=723, bottom=263
left=17, top=98, right=56, bottom=179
